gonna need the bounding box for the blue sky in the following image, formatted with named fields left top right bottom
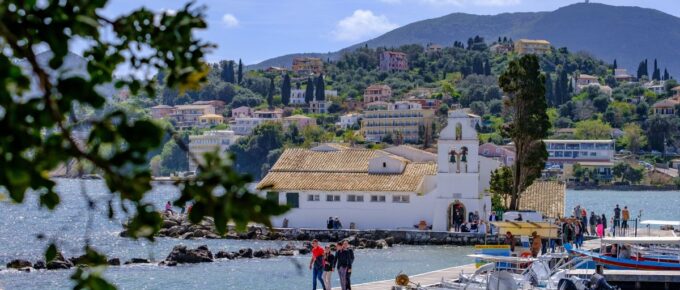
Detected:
left=100, top=0, right=680, bottom=65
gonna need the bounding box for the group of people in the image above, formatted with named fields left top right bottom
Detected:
left=310, top=239, right=354, bottom=290
left=164, top=201, right=192, bottom=215
left=452, top=209, right=491, bottom=234
left=326, top=217, right=343, bottom=230
left=503, top=231, right=543, bottom=258
left=572, top=204, right=632, bottom=239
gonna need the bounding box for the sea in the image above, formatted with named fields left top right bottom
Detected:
left=0, top=179, right=678, bottom=290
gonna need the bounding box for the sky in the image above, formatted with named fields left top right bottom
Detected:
left=99, top=0, right=680, bottom=65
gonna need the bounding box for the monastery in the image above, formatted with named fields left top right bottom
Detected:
left=256, top=110, right=501, bottom=231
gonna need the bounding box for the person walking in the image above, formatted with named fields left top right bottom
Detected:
left=333, top=217, right=343, bottom=230
left=589, top=212, right=597, bottom=236
left=336, top=240, right=353, bottom=290
left=504, top=231, right=515, bottom=252
left=309, top=240, right=326, bottom=290
left=580, top=208, right=588, bottom=235
left=622, top=206, right=630, bottom=231
left=322, top=245, right=336, bottom=290
left=601, top=213, right=607, bottom=235
left=343, top=240, right=354, bottom=290
left=531, top=231, right=542, bottom=258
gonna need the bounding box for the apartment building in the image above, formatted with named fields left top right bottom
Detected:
left=379, top=51, right=408, bottom=72
left=363, top=84, right=392, bottom=105
left=188, top=130, right=240, bottom=171
left=361, top=101, right=434, bottom=143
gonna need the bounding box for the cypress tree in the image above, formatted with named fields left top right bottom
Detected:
left=220, top=60, right=229, bottom=82
left=267, top=77, right=275, bottom=109
left=281, top=74, right=291, bottom=106
left=237, top=59, right=243, bottom=84
left=315, top=74, right=325, bottom=101
left=545, top=73, right=554, bottom=106
left=644, top=59, right=649, bottom=77
left=664, top=68, right=670, bottom=81
left=613, top=59, right=617, bottom=70
left=484, top=58, right=491, bottom=76
left=653, top=59, right=660, bottom=80
left=304, top=77, right=314, bottom=104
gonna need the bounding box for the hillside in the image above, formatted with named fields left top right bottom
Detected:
left=250, top=3, right=680, bottom=75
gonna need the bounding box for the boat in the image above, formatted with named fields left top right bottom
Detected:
left=567, top=236, right=680, bottom=271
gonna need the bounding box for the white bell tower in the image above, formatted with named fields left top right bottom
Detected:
left=437, top=110, right=480, bottom=174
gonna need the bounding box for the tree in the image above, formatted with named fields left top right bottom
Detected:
left=267, top=77, right=275, bottom=109
left=230, top=123, right=285, bottom=178
left=159, top=139, right=189, bottom=176
left=281, top=74, right=291, bottom=106
left=0, top=2, right=286, bottom=288
left=613, top=59, right=617, bottom=71
left=484, top=58, right=491, bottom=76
left=612, top=162, right=627, bottom=182
left=315, top=74, right=325, bottom=101
left=498, top=55, right=550, bottom=210
left=490, top=167, right=513, bottom=210
left=637, top=60, right=648, bottom=79
left=305, top=77, right=314, bottom=104
left=237, top=59, right=243, bottom=84
left=652, top=59, right=660, bottom=81
left=221, top=60, right=235, bottom=83
left=664, top=68, right=670, bottom=81
left=620, top=123, right=647, bottom=153
left=574, top=119, right=612, bottom=139
left=645, top=115, right=678, bottom=152
left=545, top=73, right=555, bottom=106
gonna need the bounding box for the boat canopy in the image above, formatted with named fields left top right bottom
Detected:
left=600, top=236, right=680, bottom=245
left=640, top=220, right=680, bottom=226
left=490, top=221, right=560, bottom=238
left=468, top=254, right=536, bottom=263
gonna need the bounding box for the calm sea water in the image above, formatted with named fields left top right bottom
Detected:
left=0, top=180, right=678, bottom=290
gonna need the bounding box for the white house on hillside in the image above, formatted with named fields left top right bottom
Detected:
left=256, top=110, right=499, bottom=231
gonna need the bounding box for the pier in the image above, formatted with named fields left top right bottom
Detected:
left=333, top=264, right=477, bottom=290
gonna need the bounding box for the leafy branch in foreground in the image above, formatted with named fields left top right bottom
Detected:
left=0, top=1, right=288, bottom=289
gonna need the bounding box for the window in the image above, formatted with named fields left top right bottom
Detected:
left=286, top=192, right=299, bottom=208
left=370, top=195, right=386, bottom=202
left=383, top=162, right=387, bottom=168
left=307, top=194, right=320, bottom=202
left=347, top=195, right=364, bottom=202
left=266, top=192, right=279, bottom=203
left=392, top=195, right=410, bottom=203
left=326, top=194, right=341, bottom=202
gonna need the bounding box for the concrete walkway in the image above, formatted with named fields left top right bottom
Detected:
left=333, top=263, right=477, bottom=290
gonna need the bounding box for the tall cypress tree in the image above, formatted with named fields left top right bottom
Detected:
left=545, top=73, right=554, bottom=106
left=498, top=54, right=550, bottom=210
left=653, top=59, right=660, bottom=80
left=484, top=58, right=491, bottom=76
left=267, top=77, right=275, bottom=109
left=613, top=59, right=617, bottom=70
left=281, top=74, right=291, bottom=106
left=664, top=68, right=670, bottom=81
left=644, top=59, right=649, bottom=77
left=237, top=59, right=243, bottom=84
left=315, top=74, right=325, bottom=101
left=221, top=61, right=235, bottom=84
left=304, top=77, right=314, bottom=104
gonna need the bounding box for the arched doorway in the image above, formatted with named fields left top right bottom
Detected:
left=448, top=201, right=466, bottom=232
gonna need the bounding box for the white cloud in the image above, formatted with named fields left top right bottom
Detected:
left=333, top=10, right=399, bottom=42
left=421, top=0, right=520, bottom=6
left=221, top=14, right=239, bottom=28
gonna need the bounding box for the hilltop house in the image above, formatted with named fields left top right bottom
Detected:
left=514, top=39, right=551, bottom=55
left=231, top=109, right=283, bottom=135
left=292, top=57, right=323, bottom=75
left=188, top=130, right=240, bottom=171
left=363, top=84, right=392, bottom=105
left=361, top=101, right=435, bottom=143
left=379, top=51, right=408, bottom=72
left=256, top=110, right=500, bottom=231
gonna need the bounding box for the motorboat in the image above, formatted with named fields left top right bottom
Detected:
left=567, top=236, right=680, bottom=271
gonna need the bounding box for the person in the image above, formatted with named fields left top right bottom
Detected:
left=618, top=244, right=631, bottom=259
left=322, top=245, right=336, bottom=290
left=589, top=212, right=597, bottom=236
left=596, top=221, right=604, bottom=238
left=334, top=217, right=343, bottom=230
left=460, top=222, right=470, bottom=233
left=309, top=240, right=326, bottom=290
left=336, top=240, right=354, bottom=290
left=489, top=211, right=498, bottom=222
left=504, top=231, right=515, bottom=252
left=470, top=221, right=478, bottom=232
left=622, top=206, right=630, bottom=230
left=613, top=204, right=621, bottom=229
left=164, top=201, right=174, bottom=214
left=468, top=211, right=475, bottom=224
left=601, top=213, right=607, bottom=234
left=530, top=231, right=542, bottom=258
left=327, top=217, right=334, bottom=230
left=343, top=240, right=354, bottom=290
left=473, top=211, right=480, bottom=223
left=573, top=205, right=581, bottom=220
left=478, top=221, right=487, bottom=235
left=590, top=265, right=616, bottom=290
left=453, top=209, right=463, bottom=232
left=581, top=208, right=589, bottom=235
left=515, top=214, right=523, bottom=221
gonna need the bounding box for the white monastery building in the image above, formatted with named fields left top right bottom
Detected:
left=256, top=110, right=500, bottom=231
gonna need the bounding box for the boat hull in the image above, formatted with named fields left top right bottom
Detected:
left=569, top=248, right=680, bottom=271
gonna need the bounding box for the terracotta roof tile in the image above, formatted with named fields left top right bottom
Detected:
left=519, top=181, right=566, bottom=218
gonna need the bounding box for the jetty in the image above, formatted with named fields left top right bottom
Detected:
left=333, top=264, right=477, bottom=290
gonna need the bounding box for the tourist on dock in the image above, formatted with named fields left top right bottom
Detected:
left=573, top=205, right=581, bottom=220
left=336, top=240, right=354, bottom=290
left=590, top=265, right=616, bottom=290
left=453, top=209, right=463, bottom=232
left=589, top=212, right=597, bottom=236
left=596, top=221, right=604, bottom=238
left=164, top=201, right=174, bottom=215
left=601, top=213, right=607, bottom=234
left=489, top=211, right=498, bottom=222
left=514, top=213, right=523, bottom=221
left=309, top=239, right=326, bottom=290
left=327, top=217, right=334, bottom=230
left=468, top=211, right=475, bottom=223
left=581, top=208, right=588, bottom=235
left=460, top=222, right=470, bottom=232
left=574, top=220, right=584, bottom=248
left=530, top=231, right=542, bottom=258
left=622, top=206, right=630, bottom=230
left=504, top=231, right=515, bottom=252
left=478, top=221, right=487, bottom=234
left=322, top=245, right=336, bottom=290
left=473, top=211, right=480, bottom=223
left=613, top=204, right=621, bottom=229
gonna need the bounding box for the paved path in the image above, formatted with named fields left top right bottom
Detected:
left=332, top=263, right=477, bottom=290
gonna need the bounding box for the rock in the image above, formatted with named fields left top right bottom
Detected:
left=253, top=248, right=279, bottom=259
left=17, top=267, right=31, bottom=272
left=384, top=237, right=395, bottom=247
left=107, top=258, right=121, bottom=266
left=364, top=240, right=377, bottom=248
left=124, top=258, right=150, bottom=264
left=163, top=219, right=179, bottom=228
left=215, top=251, right=236, bottom=259
left=33, top=260, right=46, bottom=270
left=237, top=248, right=253, bottom=259
left=46, top=253, right=74, bottom=270
left=119, top=230, right=129, bottom=237
left=278, top=250, right=295, bottom=256
left=298, top=248, right=310, bottom=255
left=165, top=245, right=213, bottom=264
left=179, top=232, right=194, bottom=239
left=6, top=259, right=32, bottom=269
left=158, top=260, right=177, bottom=267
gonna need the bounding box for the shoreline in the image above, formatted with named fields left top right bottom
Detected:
left=568, top=184, right=680, bottom=191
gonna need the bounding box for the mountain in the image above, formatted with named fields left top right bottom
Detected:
left=250, top=3, right=680, bottom=76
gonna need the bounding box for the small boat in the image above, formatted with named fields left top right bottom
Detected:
left=567, top=236, right=680, bottom=271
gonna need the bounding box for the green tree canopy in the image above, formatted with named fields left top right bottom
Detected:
left=574, top=119, right=612, bottom=139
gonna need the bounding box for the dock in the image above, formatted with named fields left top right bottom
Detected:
left=334, top=263, right=477, bottom=290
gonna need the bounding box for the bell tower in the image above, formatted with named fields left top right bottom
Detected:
left=437, top=110, right=480, bottom=173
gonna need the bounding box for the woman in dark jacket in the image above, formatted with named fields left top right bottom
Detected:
left=322, top=245, right=336, bottom=290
